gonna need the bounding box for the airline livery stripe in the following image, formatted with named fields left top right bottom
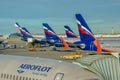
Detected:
left=43, top=26, right=56, bottom=35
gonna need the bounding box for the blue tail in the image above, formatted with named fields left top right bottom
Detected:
left=22, top=27, right=31, bottom=34
left=74, top=14, right=115, bottom=53
left=15, top=22, right=33, bottom=40
left=76, top=14, right=95, bottom=42
left=15, top=22, right=47, bottom=44
left=64, top=25, right=78, bottom=38
left=42, top=23, right=61, bottom=44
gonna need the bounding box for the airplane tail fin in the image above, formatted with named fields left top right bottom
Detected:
left=15, top=22, right=33, bottom=40
left=42, top=23, right=60, bottom=41
left=64, top=25, right=79, bottom=38
left=15, top=22, right=22, bottom=33
left=75, top=14, right=115, bottom=53
left=22, top=27, right=31, bottom=34
left=75, top=14, right=95, bottom=42
left=43, top=23, right=69, bottom=48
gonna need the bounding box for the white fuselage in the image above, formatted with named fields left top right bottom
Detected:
left=0, top=54, right=100, bottom=80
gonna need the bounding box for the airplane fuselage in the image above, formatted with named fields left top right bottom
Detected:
left=0, top=54, right=100, bottom=80
left=73, top=41, right=97, bottom=51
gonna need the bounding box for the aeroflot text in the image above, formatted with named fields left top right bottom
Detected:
left=19, top=64, right=52, bottom=72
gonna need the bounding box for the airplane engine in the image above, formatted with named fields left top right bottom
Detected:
left=47, top=39, right=55, bottom=44
left=79, top=43, right=86, bottom=49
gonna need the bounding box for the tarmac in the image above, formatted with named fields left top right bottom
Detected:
left=0, top=38, right=83, bottom=62
left=0, top=37, right=119, bottom=62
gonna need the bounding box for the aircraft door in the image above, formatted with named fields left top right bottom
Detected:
left=54, top=73, right=64, bottom=80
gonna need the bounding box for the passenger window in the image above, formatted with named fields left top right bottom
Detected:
left=6, top=74, right=9, bottom=79
left=33, top=78, right=35, bottom=80
left=23, top=77, right=25, bottom=80
left=16, top=75, right=18, bottom=80
left=1, top=73, right=3, bottom=78
left=26, top=77, right=28, bottom=80
left=29, top=77, right=31, bottom=80
left=13, top=75, right=15, bottom=80
left=10, top=74, right=12, bottom=79
left=4, top=74, right=6, bottom=79
left=19, top=76, right=22, bottom=80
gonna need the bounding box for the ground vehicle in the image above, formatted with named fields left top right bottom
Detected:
left=61, top=52, right=82, bottom=60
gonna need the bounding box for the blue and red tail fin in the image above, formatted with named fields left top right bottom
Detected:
left=42, top=23, right=61, bottom=42
left=75, top=14, right=95, bottom=42
left=22, top=27, right=31, bottom=34
left=64, top=25, right=79, bottom=38
left=15, top=22, right=33, bottom=40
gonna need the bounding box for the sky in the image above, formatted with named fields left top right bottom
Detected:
left=0, top=0, right=120, bottom=35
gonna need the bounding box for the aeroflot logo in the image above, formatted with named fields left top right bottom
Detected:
left=17, top=64, right=52, bottom=74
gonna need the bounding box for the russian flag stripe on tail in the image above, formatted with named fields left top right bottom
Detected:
left=15, top=22, right=33, bottom=39
left=42, top=23, right=60, bottom=41
left=22, top=27, right=31, bottom=34
left=43, top=23, right=56, bottom=34
left=75, top=14, right=95, bottom=42
left=64, top=25, right=79, bottom=38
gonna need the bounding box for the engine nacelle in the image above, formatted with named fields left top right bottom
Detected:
left=79, top=43, right=86, bottom=49
left=47, top=39, right=55, bottom=44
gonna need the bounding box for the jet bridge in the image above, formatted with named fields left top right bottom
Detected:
left=75, top=53, right=120, bottom=80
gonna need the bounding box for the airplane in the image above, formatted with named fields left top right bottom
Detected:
left=64, top=25, right=79, bottom=38
left=15, top=22, right=47, bottom=45
left=0, top=54, right=100, bottom=80
left=71, top=14, right=115, bottom=53
left=42, top=14, right=115, bottom=53
left=64, top=25, right=120, bottom=52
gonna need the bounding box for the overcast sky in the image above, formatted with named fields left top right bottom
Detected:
left=0, top=0, right=120, bottom=34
